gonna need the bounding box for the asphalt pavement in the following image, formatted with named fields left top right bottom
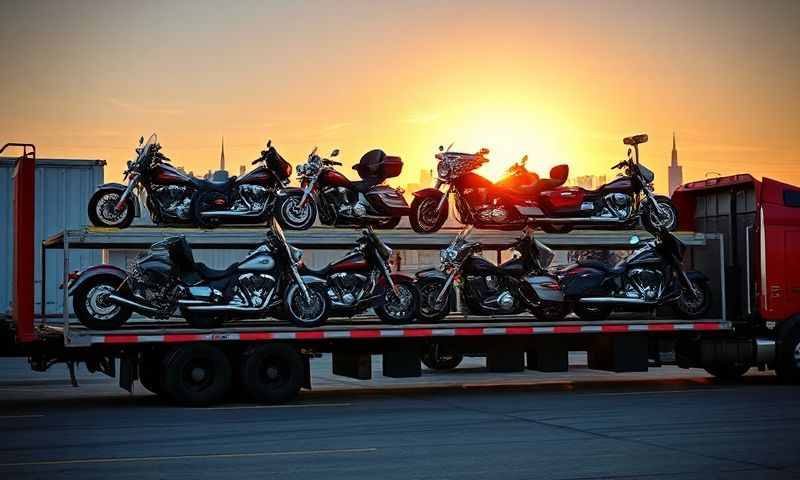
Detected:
left=0, top=355, right=798, bottom=480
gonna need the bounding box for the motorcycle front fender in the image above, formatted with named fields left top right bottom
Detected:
left=94, top=183, right=141, bottom=217
left=377, top=271, right=415, bottom=288
left=299, top=274, right=327, bottom=286
left=67, top=264, right=128, bottom=296
left=415, top=268, right=448, bottom=282
left=412, top=188, right=444, bottom=200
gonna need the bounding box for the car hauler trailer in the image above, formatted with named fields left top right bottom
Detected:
left=2, top=145, right=799, bottom=405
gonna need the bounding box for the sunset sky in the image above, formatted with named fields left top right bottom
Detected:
left=2, top=0, right=798, bottom=193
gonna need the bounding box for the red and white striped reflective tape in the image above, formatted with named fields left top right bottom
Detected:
left=90, top=322, right=729, bottom=345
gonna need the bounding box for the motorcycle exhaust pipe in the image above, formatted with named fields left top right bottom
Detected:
left=578, top=297, right=655, bottom=305
left=199, top=210, right=262, bottom=218
left=184, top=304, right=268, bottom=313
left=107, top=294, right=160, bottom=314
left=532, top=216, right=627, bottom=224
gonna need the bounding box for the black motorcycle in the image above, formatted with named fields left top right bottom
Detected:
left=557, top=226, right=712, bottom=320
left=299, top=227, right=419, bottom=323
left=87, top=134, right=292, bottom=228
left=276, top=147, right=410, bottom=230
left=68, top=218, right=331, bottom=329
left=415, top=227, right=567, bottom=322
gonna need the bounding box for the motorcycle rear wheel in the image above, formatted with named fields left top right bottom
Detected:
left=73, top=275, right=132, bottom=330
left=410, top=196, right=448, bottom=234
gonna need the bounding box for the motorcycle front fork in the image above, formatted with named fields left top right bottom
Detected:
left=434, top=269, right=458, bottom=307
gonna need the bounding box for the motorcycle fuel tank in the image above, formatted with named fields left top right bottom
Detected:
left=598, top=176, right=633, bottom=192
left=462, top=256, right=498, bottom=276
left=152, top=163, right=194, bottom=186
left=328, top=251, right=369, bottom=273
left=239, top=252, right=276, bottom=272
left=237, top=165, right=275, bottom=187
left=320, top=170, right=353, bottom=189
left=559, top=265, right=610, bottom=297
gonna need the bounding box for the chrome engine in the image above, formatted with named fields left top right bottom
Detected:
left=599, top=193, right=633, bottom=220
left=475, top=205, right=512, bottom=223
left=231, top=185, right=269, bottom=213
left=152, top=185, right=192, bottom=220
left=328, top=272, right=370, bottom=307
left=328, top=188, right=369, bottom=218
left=625, top=268, right=664, bottom=301
left=128, top=262, right=180, bottom=313
left=231, top=273, right=276, bottom=308
left=478, top=276, right=516, bottom=312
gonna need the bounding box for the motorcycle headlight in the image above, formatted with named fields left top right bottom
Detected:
left=440, top=246, right=458, bottom=264
left=437, top=161, right=450, bottom=179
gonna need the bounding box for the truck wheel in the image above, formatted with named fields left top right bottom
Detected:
left=72, top=275, right=132, bottom=330
left=240, top=344, right=304, bottom=403
left=161, top=344, right=232, bottom=406
left=776, top=326, right=800, bottom=384
left=704, top=364, right=750, bottom=381
left=139, top=350, right=163, bottom=395
left=421, top=345, right=463, bottom=371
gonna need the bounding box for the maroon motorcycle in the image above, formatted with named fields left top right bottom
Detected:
left=410, top=135, right=678, bottom=234
left=87, top=134, right=292, bottom=228
left=277, top=147, right=410, bottom=230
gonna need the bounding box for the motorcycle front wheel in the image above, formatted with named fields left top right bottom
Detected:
left=277, top=194, right=317, bottom=230
left=415, top=278, right=451, bottom=322
left=410, top=196, right=448, bottom=234
left=642, top=196, right=678, bottom=232
left=674, top=281, right=712, bottom=319
left=284, top=283, right=330, bottom=328
left=375, top=281, right=419, bottom=324
left=88, top=190, right=135, bottom=228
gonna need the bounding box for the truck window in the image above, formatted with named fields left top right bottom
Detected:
left=784, top=189, right=800, bottom=208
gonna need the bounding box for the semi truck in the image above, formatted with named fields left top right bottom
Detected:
left=2, top=144, right=799, bottom=405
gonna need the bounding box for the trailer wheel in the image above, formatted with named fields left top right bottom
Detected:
left=161, top=344, right=232, bottom=406
left=139, top=350, right=163, bottom=395
left=776, top=326, right=800, bottom=384
left=421, top=344, right=463, bottom=371
left=704, top=364, right=750, bottom=382
left=240, top=344, right=304, bottom=403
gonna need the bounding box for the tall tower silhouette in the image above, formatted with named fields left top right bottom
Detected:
left=220, top=136, right=226, bottom=171
left=668, top=132, right=683, bottom=195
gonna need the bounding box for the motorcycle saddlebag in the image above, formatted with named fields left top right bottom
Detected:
left=366, top=185, right=410, bottom=215
left=354, top=149, right=403, bottom=180
left=539, top=187, right=586, bottom=213
left=559, top=265, right=609, bottom=297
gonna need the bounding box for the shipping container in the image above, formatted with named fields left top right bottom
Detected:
left=0, top=158, right=105, bottom=316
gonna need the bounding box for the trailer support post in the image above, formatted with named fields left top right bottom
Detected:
left=588, top=334, right=649, bottom=372
left=383, top=351, right=421, bottom=378
left=487, top=347, right=525, bottom=372
left=527, top=339, right=569, bottom=372
left=332, top=352, right=372, bottom=380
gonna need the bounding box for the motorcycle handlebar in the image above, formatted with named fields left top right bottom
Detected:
left=612, top=161, right=627, bottom=170
left=251, top=157, right=262, bottom=165
left=325, top=160, right=342, bottom=166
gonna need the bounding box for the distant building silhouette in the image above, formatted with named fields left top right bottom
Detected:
left=569, top=174, right=607, bottom=190
left=668, top=132, right=683, bottom=195
left=239, top=165, right=246, bottom=176
left=220, top=136, right=225, bottom=171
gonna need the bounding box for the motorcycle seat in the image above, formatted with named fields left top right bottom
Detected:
left=351, top=177, right=383, bottom=193
left=194, top=262, right=238, bottom=280
left=527, top=164, right=570, bottom=196
left=298, top=262, right=331, bottom=277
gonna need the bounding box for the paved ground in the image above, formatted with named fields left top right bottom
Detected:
left=0, top=355, right=798, bottom=480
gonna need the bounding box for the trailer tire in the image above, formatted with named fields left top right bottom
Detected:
left=421, top=344, right=463, bottom=371
left=704, top=364, right=750, bottom=382
left=776, top=326, right=800, bottom=384
left=161, top=344, right=232, bottom=406
left=240, top=344, right=304, bottom=404
left=139, top=350, right=163, bottom=395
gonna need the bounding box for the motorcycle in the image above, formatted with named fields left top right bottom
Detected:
left=299, top=227, right=420, bottom=323
left=409, top=134, right=678, bottom=234
left=68, top=218, right=331, bottom=329
left=557, top=226, right=712, bottom=320
left=277, top=147, right=410, bottom=230
left=414, top=226, right=567, bottom=322
left=87, top=134, right=292, bottom=229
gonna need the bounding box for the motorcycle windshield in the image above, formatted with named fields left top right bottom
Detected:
left=132, top=133, right=158, bottom=166
left=533, top=239, right=555, bottom=269
left=638, top=164, right=655, bottom=183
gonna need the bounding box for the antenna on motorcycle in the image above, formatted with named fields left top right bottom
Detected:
left=267, top=139, right=272, bottom=148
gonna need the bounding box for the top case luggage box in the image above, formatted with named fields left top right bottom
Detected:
left=354, top=149, right=403, bottom=180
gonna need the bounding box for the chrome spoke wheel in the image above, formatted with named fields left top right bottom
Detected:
left=418, top=199, right=441, bottom=230
left=96, top=193, right=128, bottom=226
left=384, top=284, right=414, bottom=320
left=419, top=282, right=447, bottom=317
left=678, top=284, right=705, bottom=315
left=85, top=284, right=120, bottom=321
left=282, top=197, right=312, bottom=226
left=288, top=288, right=325, bottom=324
left=649, top=201, right=675, bottom=229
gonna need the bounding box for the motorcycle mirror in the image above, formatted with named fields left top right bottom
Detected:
left=629, top=234, right=641, bottom=245
left=521, top=155, right=528, bottom=165
left=139, top=136, right=144, bottom=145
left=627, top=147, right=632, bottom=157
left=438, top=145, right=444, bottom=152
left=331, top=149, right=340, bottom=157
left=127, top=160, right=132, bottom=168
left=267, top=139, right=272, bottom=148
